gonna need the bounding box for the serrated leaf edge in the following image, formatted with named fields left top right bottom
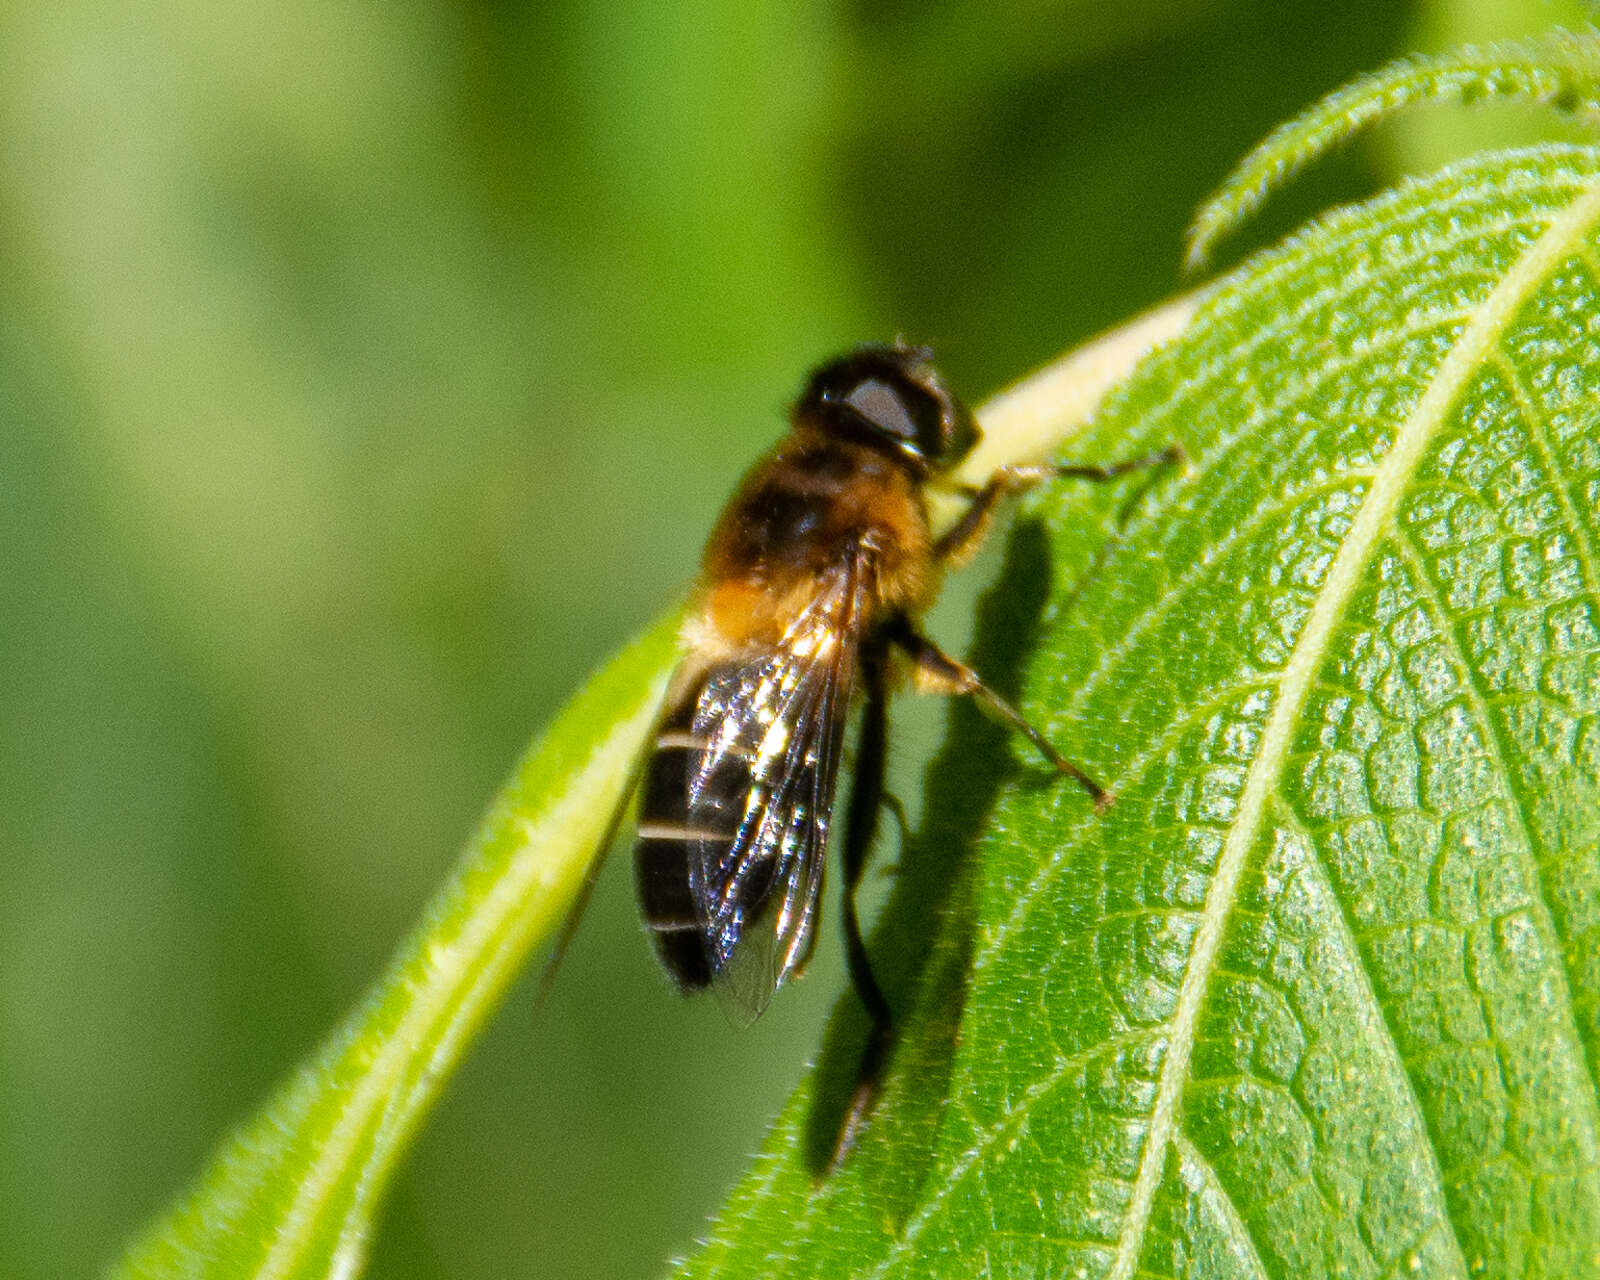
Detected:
left=1185, top=29, right=1600, bottom=272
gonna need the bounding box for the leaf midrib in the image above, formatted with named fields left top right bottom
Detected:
left=1104, top=175, right=1600, bottom=1280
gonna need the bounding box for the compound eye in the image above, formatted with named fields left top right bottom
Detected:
left=841, top=375, right=943, bottom=457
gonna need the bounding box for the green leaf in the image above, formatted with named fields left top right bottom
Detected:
left=110, top=612, right=680, bottom=1280
left=1186, top=29, right=1600, bottom=271
left=679, top=144, right=1600, bottom=1278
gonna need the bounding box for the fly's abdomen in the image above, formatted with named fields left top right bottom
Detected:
left=634, top=677, right=747, bottom=990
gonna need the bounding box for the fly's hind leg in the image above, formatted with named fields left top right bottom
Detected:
left=875, top=789, right=912, bottom=877
left=935, top=443, right=1183, bottom=565
left=831, top=635, right=895, bottom=1167
left=883, top=615, right=1112, bottom=809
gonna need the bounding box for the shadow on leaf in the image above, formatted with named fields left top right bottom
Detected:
left=801, top=518, right=1054, bottom=1196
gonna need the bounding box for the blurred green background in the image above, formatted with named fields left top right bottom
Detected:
left=0, top=0, right=1586, bottom=1276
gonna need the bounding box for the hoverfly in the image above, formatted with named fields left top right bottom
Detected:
left=634, top=343, right=1178, bottom=1156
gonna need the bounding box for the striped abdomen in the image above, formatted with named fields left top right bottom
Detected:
left=634, top=668, right=780, bottom=990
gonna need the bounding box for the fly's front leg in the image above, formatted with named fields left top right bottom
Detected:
left=935, top=444, right=1184, bottom=565
left=883, top=615, right=1112, bottom=809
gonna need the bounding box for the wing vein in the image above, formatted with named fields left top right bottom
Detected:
left=683, top=553, right=867, bottom=1021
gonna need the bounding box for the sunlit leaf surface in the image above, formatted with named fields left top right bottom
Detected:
left=680, top=145, right=1600, bottom=1280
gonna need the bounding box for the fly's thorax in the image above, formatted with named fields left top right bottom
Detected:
left=696, top=433, right=935, bottom=648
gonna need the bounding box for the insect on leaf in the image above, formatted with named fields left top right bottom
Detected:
left=679, top=144, right=1600, bottom=1279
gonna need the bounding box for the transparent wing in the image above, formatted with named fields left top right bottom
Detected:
left=686, top=555, right=871, bottom=1025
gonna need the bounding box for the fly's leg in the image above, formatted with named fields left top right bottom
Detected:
left=876, top=789, right=911, bottom=876
left=830, top=636, right=895, bottom=1167
left=883, top=615, right=1113, bottom=810
left=828, top=617, right=1109, bottom=1165
left=935, top=444, right=1184, bottom=565
left=827, top=449, right=1181, bottom=1163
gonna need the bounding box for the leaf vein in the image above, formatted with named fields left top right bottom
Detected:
left=1168, top=199, right=1582, bottom=424
left=1050, top=299, right=1506, bottom=748
left=861, top=1028, right=1165, bottom=1278
left=1489, top=345, right=1600, bottom=612
left=1273, top=800, right=1470, bottom=1276
left=973, top=677, right=1279, bottom=976
left=1170, top=1131, right=1273, bottom=1280
left=1391, top=529, right=1600, bottom=1149
left=1569, top=233, right=1600, bottom=283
